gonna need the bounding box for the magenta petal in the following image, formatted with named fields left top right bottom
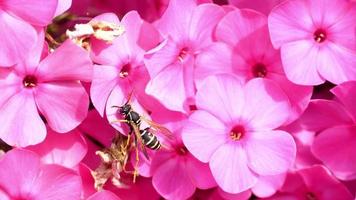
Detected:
left=1, top=0, right=57, bottom=26
left=26, top=128, right=87, bottom=168
left=87, top=191, right=121, bottom=200
left=34, top=82, right=89, bottom=133
left=36, top=40, right=93, bottom=82
left=0, top=91, right=46, bottom=147
left=242, top=78, right=290, bottom=130
left=182, top=110, right=227, bottom=162
left=246, top=130, right=296, bottom=175
left=0, top=10, right=37, bottom=66
left=32, top=164, right=82, bottom=200
left=153, top=158, right=196, bottom=200
left=210, top=143, right=258, bottom=194
left=90, top=65, right=118, bottom=116
left=331, top=81, right=356, bottom=120
left=312, top=125, right=356, bottom=180
left=196, top=74, right=244, bottom=124
left=0, top=149, right=40, bottom=198
left=186, top=154, right=217, bottom=189
left=146, top=63, right=187, bottom=112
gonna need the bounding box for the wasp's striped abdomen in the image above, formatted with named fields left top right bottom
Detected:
left=140, top=128, right=161, bottom=150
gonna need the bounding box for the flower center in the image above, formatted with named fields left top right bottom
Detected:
left=252, top=63, right=267, bottom=78
left=23, top=75, right=38, bottom=88
left=119, top=63, right=131, bottom=78
left=177, top=47, right=189, bottom=62
left=189, top=104, right=197, bottom=111
left=230, top=125, right=245, bottom=141
left=313, top=29, right=327, bottom=43
left=176, top=146, right=188, bottom=156
left=306, top=192, right=317, bottom=200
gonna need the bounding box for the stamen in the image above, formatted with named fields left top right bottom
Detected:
left=23, top=75, right=38, bottom=88
left=230, top=125, right=245, bottom=141
left=252, top=63, right=267, bottom=78
left=119, top=63, right=131, bottom=78
left=313, top=29, right=327, bottom=43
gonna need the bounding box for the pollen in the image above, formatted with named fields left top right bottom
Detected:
left=119, top=63, right=131, bottom=78
left=230, top=125, right=245, bottom=141
left=177, top=47, right=189, bottom=62
left=313, top=29, right=327, bottom=43
left=23, top=75, right=38, bottom=88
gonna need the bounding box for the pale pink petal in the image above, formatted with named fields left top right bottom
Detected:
left=54, top=0, right=72, bottom=16
left=34, top=82, right=89, bottom=133
left=331, top=81, right=356, bottom=120
left=1, top=0, right=57, bottom=26
left=153, top=158, right=196, bottom=200
left=182, top=110, right=227, bottom=162
left=0, top=149, right=40, bottom=198
left=36, top=40, right=93, bottom=82
left=32, top=165, right=82, bottom=200
left=216, top=9, right=267, bottom=46
left=196, top=74, right=244, bottom=124
left=157, top=0, right=196, bottom=40
left=189, top=4, right=224, bottom=47
left=280, top=40, right=325, bottom=85
left=0, top=91, right=46, bottom=147
left=0, top=70, right=22, bottom=107
left=0, top=189, right=10, bottom=200
left=299, top=100, right=354, bottom=132
left=91, top=12, right=120, bottom=24
left=246, top=130, right=296, bottom=175
left=0, top=10, right=37, bottom=66
left=186, top=154, right=217, bottom=189
left=90, top=65, right=118, bottom=116
left=210, top=143, right=258, bottom=193
left=252, top=173, right=286, bottom=198
left=88, top=191, right=121, bottom=200
left=24, top=30, right=46, bottom=71
left=26, top=128, right=87, bottom=168
left=218, top=188, right=252, bottom=200
left=229, top=0, right=283, bottom=15
left=242, top=78, right=290, bottom=131
left=299, top=165, right=353, bottom=199
left=317, top=42, right=356, bottom=84
left=312, top=125, right=356, bottom=180
left=268, top=0, right=313, bottom=48
left=146, top=63, right=187, bottom=112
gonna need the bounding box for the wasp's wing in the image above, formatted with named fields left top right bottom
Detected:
left=129, top=122, right=149, bottom=160
left=141, top=116, right=176, bottom=142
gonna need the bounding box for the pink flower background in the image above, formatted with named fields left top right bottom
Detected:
left=0, top=0, right=355, bottom=199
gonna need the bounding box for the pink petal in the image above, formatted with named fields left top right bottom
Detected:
left=242, top=78, right=290, bottom=131
left=90, top=65, right=118, bottom=116
left=78, top=164, right=96, bottom=199
left=34, top=82, right=89, bottom=133
left=252, top=173, right=286, bottom=198
left=331, top=81, right=356, bottom=121
left=156, top=0, right=196, bottom=40
left=216, top=9, right=267, bottom=46
left=91, top=12, right=121, bottom=24
left=32, top=164, right=82, bottom=200
left=210, top=143, right=258, bottom=193
left=312, top=125, right=356, bottom=180
left=26, top=128, right=87, bottom=168
left=54, top=0, right=72, bottom=16
left=24, top=29, right=46, bottom=70
left=1, top=0, right=58, bottom=26
left=246, top=130, right=296, bottom=175
left=88, top=191, right=121, bottom=200
left=152, top=158, right=196, bottom=200
left=146, top=62, right=187, bottom=112
left=182, top=110, right=227, bottom=162
left=268, top=0, right=314, bottom=48
left=0, top=91, right=46, bottom=147
left=218, top=188, right=252, bottom=200
left=0, top=149, right=40, bottom=198
left=280, top=40, right=325, bottom=85
left=299, top=100, right=354, bottom=132
left=196, top=74, right=244, bottom=124
left=186, top=154, right=217, bottom=189
left=189, top=4, right=224, bottom=47
left=317, top=42, right=356, bottom=84
left=0, top=190, right=10, bottom=200
left=0, top=10, right=37, bottom=66
left=36, top=40, right=93, bottom=82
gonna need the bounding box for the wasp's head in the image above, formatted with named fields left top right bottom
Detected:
left=119, top=104, right=131, bottom=115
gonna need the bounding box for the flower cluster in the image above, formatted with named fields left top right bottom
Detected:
left=0, top=0, right=355, bottom=199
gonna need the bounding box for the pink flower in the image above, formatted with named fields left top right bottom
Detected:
left=266, top=165, right=353, bottom=200
left=0, top=0, right=58, bottom=66
left=268, top=0, right=356, bottom=85
left=197, top=8, right=312, bottom=124
left=0, top=148, right=82, bottom=200
left=144, top=0, right=224, bottom=113
left=311, top=81, right=356, bottom=180
left=0, top=37, right=92, bottom=147
left=182, top=75, right=296, bottom=193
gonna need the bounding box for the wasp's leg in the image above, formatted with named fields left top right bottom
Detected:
left=132, top=146, right=140, bottom=183
left=110, top=119, right=129, bottom=124
left=124, top=134, right=131, bottom=149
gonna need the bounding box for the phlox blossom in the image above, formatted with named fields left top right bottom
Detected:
left=0, top=38, right=92, bottom=147
left=182, top=75, right=296, bottom=193
left=268, top=0, right=356, bottom=85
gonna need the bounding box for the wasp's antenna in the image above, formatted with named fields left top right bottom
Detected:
left=124, top=89, right=135, bottom=105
